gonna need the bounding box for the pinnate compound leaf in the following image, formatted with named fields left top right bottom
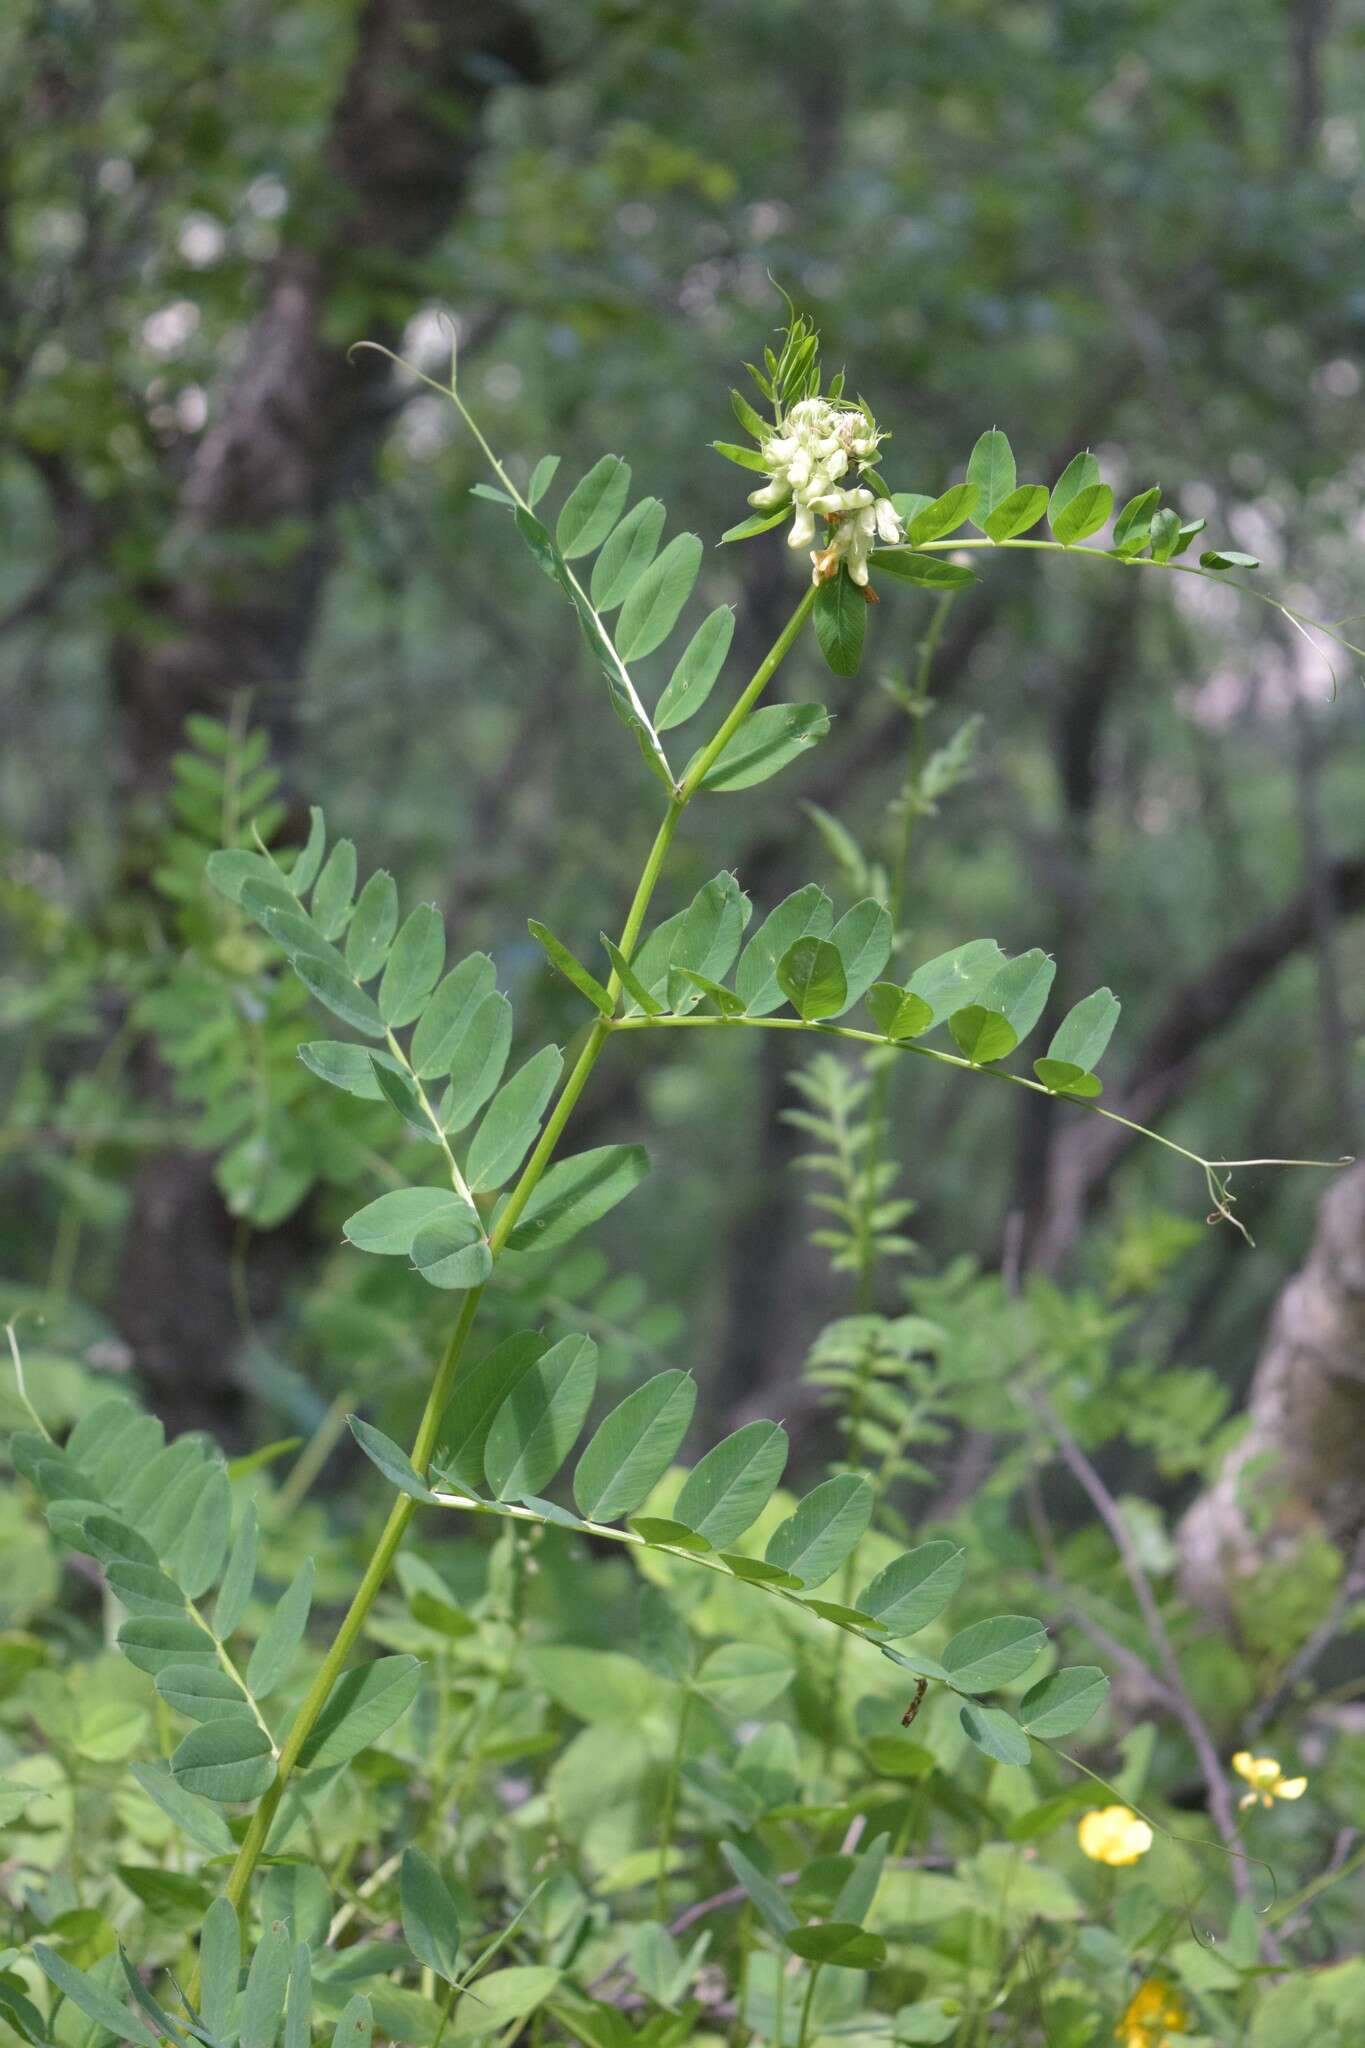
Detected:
left=960, top=1702, right=1031, bottom=1767
left=736, top=885, right=833, bottom=1015
left=378, top=904, right=446, bottom=1028
left=246, top=1559, right=314, bottom=1698
left=765, top=1474, right=873, bottom=1588
left=171, top=1718, right=275, bottom=1803
left=1016, top=1665, right=1109, bottom=1738
left=777, top=936, right=846, bottom=1021
left=528, top=921, right=614, bottom=1015
left=556, top=454, right=631, bottom=559
left=697, top=703, right=830, bottom=792
left=344, top=1188, right=474, bottom=1258
left=467, top=1045, right=564, bottom=1192
left=655, top=606, right=734, bottom=731
left=856, top=1542, right=966, bottom=1638
left=940, top=1615, right=1049, bottom=1693
left=296, top=1654, right=422, bottom=1770
left=813, top=571, right=866, bottom=678
left=616, top=532, right=703, bottom=660
left=484, top=1334, right=598, bottom=1501
left=674, top=1420, right=788, bottom=1548
left=348, top=1418, right=437, bottom=1503
left=590, top=497, right=665, bottom=611
left=573, top=1370, right=697, bottom=1523
left=400, top=1847, right=461, bottom=1981
left=967, top=429, right=1016, bottom=518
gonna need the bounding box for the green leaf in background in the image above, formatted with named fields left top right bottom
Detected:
left=296, top=1655, right=422, bottom=1771
left=693, top=1642, right=794, bottom=1716
left=344, top=1188, right=472, bottom=1257
left=616, top=531, right=703, bottom=660
left=785, top=1923, right=888, bottom=1969
left=1016, top=1666, right=1110, bottom=1737
left=411, top=955, right=498, bottom=1078
left=330, top=1996, right=372, bottom=2048
left=940, top=1615, right=1049, bottom=1693
left=240, top=1921, right=292, bottom=2048
left=865, top=983, right=934, bottom=1041
left=378, top=904, right=446, bottom=1028
left=348, top=1417, right=438, bottom=1503
left=466, top=1045, right=564, bottom=1192
left=674, top=1419, right=789, bottom=1548
left=484, top=1333, right=598, bottom=1501
left=311, top=839, right=357, bottom=939
left=828, top=899, right=892, bottom=1013
left=655, top=606, right=734, bottom=730
left=200, top=1897, right=241, bottom=2042
left=719, top=1841, right=797, bottom=1939
left=590, top=497, right=665, bottom=611
left=400, top=1847, right=461, bottom=1981
left=439, top=993, right=514, bottom=1133
left=698, top=702, right=830, bottom=792
left=573, top=1369, right=697, bottom=1522
left=967, top=429, right=1016, bottom=518
left=1046, top=987, right=1120, bottom=1072
left=947, top=1005, right=1018, bottom=1064
left=777, top=936, right=847, bottom=1021
left=960, top=1702, right=1031, bottom=1767
left=128, top=1762, right=236, bottom=1855
left=907, top=482, right=980, bottom=544
left=171, top=1717, right=276, bottom=1803
left=556, top=454, right=631, bottom=559
left=983, top=484, right=1049, bottom=542
left=813, top=569, right=867, bottom=677
left=765, top=1474, right=873, bottom=1588
left=505, top=1144, right=649, bottom=1254
left=528, top=921, right=614, bottom=1015
left=33, top=1947, right=154, bottom=2046
left=433, top=1333, right=547, bottom=1493
left=856, top=1542, right=966, bottom=1638
left=246, top=1558, right=314, bottom=1698
left=344, top=871, right=399, bottom=983
left=736, top=884, right=833, bottom=1015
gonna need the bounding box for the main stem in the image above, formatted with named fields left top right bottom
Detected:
left=202, top=592, right=816, bottom=1940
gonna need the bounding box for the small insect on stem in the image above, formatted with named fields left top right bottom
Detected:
left=902, top=1677, right=928, bottom=1728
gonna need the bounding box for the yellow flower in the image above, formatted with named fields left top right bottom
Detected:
left=1116, top=1977, right=1190, bottom=2047
left=1077, top=1805, right=1153, bottom=1866
left=1231, top=1751, right=1308, bottom=1810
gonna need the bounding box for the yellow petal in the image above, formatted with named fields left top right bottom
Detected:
left=1276, top=1776, right=1308, bottom=1800
left=1231, top=1751, right=1255, bottom=1779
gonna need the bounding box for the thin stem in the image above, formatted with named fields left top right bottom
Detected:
left=678, top=587, right=817, bottom=800
left=795, top=1962, right=822, bottom=2048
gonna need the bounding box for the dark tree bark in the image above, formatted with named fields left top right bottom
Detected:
left=111, top=0, right=543, bottom=1435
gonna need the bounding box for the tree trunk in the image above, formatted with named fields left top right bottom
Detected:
left=1177, top=1160, right=1365, bottom=1628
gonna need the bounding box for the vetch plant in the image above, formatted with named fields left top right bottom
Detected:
left=7, top=307, right=1359, bottom=2048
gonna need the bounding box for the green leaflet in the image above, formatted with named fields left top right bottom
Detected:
left=590, top=497, right=665, bottom=611
left=171, top=1717, right=276, bottom=1803
left=433, top=1333, right=548, bottom=1493
left=906, top=938, right=1006, bottom=1022
left=777, top=935, right=846, bottom=1021
left=200, top=1898, right=241, bottom=2040
left=240, top=1922, right=292, bottom=2048
left=439, top=992, right=513, bottom=1133
left=345, top=871, right=399, bottom=981
left=764, top=1474, right=872, bottom=1588
left=907, top=482, right=980, bottom=544
left=960, top=1703, right=1031, bottom=1767
left=939, top=1615, right=1048, bottom=1693
left=655, top=606, right=734, bottom=730
left=311, top=839, right=357, bottom=939
left=615, top=531, right=703, bottom=661
left=697, top=703, right=830, bottom=792
left=378, top=904, right=446, bottom=1028
left=813, top=570, right=866, bottom=677
left=556, top=454, right=631, bottom=559
left=737, top=885, right=834, bottom=1015
left=410, top=954, right=498, bottom=1078
left=828, top=898, right=892, bottom=1014
left=400, top=1847, right=462, bottom=1981
left=572, top=1369, right=698, bottom=1523
left=967, top=429, right=1016, bottom=518
left=673, top=1420, right=789, bottom=1548
left=245, top=1558, right=314, bottom=1698
left=483, top=1333, right=598, bottom=1501
left=667, top=872, right=750, bottom=1014
left=504, top=1144, right=650, bottom=1255
left=856, top=1542, right=966, bottom=1638
left=466, top=1044, right=564, bottom=1193
left=1046, top=986, right=1120, bottom=1073
left=983, top=483, right=1048, bottom=543
left=528, top=921, right=614, bottom=1015
left=1051, top=481, right=1112, bottom=545
left=343, top=1188, right=476, bottom=1258
left=349, top=1416, right=438, bottom=1503
left=1016, top=1666, right=1109, bottom=1738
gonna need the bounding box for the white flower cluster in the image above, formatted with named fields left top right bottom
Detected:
left=748, top=396, right=903, bottom=586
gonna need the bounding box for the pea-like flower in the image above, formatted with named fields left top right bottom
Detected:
left=1077, top=1805, right=1153, bottom=1866
left=1115, top=1978, right=1190, bottom=2047
left=747, top=395, right=902, bottom=582
left=1231, top=1751, right=1307, bottom=1809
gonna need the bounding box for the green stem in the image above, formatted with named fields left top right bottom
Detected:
left=199, top=594, right=817, bottom=1946
left=795, top=1962, right=821, bottom=2048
